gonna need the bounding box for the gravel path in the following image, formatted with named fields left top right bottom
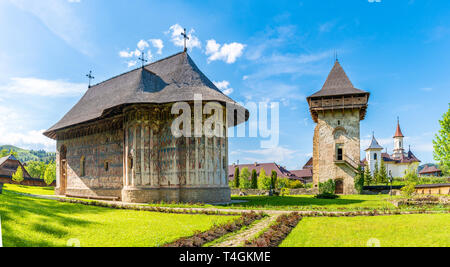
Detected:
left=213, top=214, right=281, bottom=247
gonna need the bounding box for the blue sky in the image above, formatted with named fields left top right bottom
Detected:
left=0, top=0, right=448, bottom=169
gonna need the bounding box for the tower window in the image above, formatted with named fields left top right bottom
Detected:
left=336, top=144, right=343, bottom=161
left=338, top=120, right=341, bottom=126
left=374, top=154, right=377, bottom=160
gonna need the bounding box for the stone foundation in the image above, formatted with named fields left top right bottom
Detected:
left=122, top=186, right=231, bottom=203
left=63, top=187, right=122, bottom=199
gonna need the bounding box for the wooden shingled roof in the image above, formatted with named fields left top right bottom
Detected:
left=44, top=52, right=248, bottom=139
left=308, top=60, right=369, bottom=98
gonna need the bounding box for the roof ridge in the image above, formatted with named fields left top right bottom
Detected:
left=89, top=52, right=186, bottom=89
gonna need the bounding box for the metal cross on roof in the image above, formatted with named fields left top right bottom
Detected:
left=86, top=71, right=95, bottom=88
left=181, top=28, right=189, bottom=52
left=138, top=51, right=148, bottom=68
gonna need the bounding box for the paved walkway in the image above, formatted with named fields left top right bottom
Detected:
left=213, top=214, right=280, bottom=247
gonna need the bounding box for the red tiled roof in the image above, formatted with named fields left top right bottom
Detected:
left=394, top=121, right=404, bottom=138
left=303, top=157, right=313, bottom=169
left=228, top=162, right=293, bottom=180
left=419, top=165, right=442, bottom=175
left=290, top=169, right=313, bottom=178
left=364, top=151, right=421, bottom=164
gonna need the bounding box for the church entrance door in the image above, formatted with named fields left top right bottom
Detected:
left=335, top=179, right=344, bottom=194
left=60, top=145, right=67, bottom=195
left=60, top=160, right=67, bottom=195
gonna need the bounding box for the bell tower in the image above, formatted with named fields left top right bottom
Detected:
left=307, top=60, right=370, bottom=194
left=392, top=118, right=405, bottom=159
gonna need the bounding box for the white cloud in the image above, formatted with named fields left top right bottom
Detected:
left=205, top=40, right=245, bottom=64
left=166, top=24, right=201, bottom=50
left=150, top=39, right=164, bottom=54
left=213, top=80, right=234, bottom=95
left=0, top=106, right=55, bottom=151
left=137, top=40, right=149, bottom=51
left=0, top=77, right=86, bottom=97
left=8, top=0, right=92, bottom=55
left=368, top=0, right=381, bottom=2
left=319, top=21, right=336, bottom=33
left=68, top=0, right=80, bottom=2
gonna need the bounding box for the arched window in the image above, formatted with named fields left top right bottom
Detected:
left=80, top=156, right=86, bottom=177
left=104, top=161, right=109, bottom=172
left=374, top=154, right=377, bottom=160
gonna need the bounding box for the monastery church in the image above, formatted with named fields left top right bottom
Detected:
left=44, top=51, right=247, bottom=203
left=364, top=121, right=421, bottom=178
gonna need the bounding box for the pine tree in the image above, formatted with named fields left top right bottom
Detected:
left=234, top=167, right=240, bottom=188
left=12, top=166, right=24, bottom=184
left=354, top=166, right=365, bottom=194
left=251, top=169, right=258, bottom=189
left=373, top=161, right=380, bottom=184
left=364, top=163, right=373, bottom=186
left=379, top=160, right=388, bottom=185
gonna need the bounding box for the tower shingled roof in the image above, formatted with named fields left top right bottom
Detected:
left=394, top=120, right=404, bottom=138
left=365, top=133, right=384, bottom=151
left=308, top=60, right=368, bottom=98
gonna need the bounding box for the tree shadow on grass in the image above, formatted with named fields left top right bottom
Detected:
left=0, top=191, right=110, bottom=247
left=228, top=196, right=365, bottom=208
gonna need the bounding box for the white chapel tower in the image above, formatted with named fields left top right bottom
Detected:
left=365, top=133, right=383, bottom=175
left=392, top=118, right=405, bottom=159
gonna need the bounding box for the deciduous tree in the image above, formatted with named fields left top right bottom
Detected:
left=433, top=105, right=450, bottom=176
left=12, top=166, right=24, bottom=184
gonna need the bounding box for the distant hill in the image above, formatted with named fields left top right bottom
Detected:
left=0, top=145, right=56, bottom=163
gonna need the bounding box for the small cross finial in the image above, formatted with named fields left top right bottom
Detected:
left=181, top=28, right=190, bottom=52
left=138, top=51, right=148, bottom=68
left=86, top=71, right=95, bottom=88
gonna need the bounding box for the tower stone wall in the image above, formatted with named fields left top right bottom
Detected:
left=312, top=110, right=360, bottom=194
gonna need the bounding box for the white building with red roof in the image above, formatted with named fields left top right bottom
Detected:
left=364, top=119, right=421, bottom=178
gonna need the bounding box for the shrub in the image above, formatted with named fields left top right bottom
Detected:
left=315, top=192, right=339, bottom=199
left=280, top=188, right=290, bottom=196
left=319, top=179, right=336, bottom=195
left=316, top=179, right=338, bottom=199
left=276, top=178, right=289, bottom=189
left=289, top=180, right=304, bottom=189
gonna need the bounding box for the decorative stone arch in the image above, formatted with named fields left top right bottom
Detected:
left=335, top=178, right=344, bottom=194
left=333, top=126, right=347, bottom=140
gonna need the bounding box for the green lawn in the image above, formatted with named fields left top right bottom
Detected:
left=227, top=195, right=400, bottom=211
left=0, top=190, right=238, bottom=247
left=3, top=184, right=55, bottom=196
left=280, top=214, right=450, bottom=247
